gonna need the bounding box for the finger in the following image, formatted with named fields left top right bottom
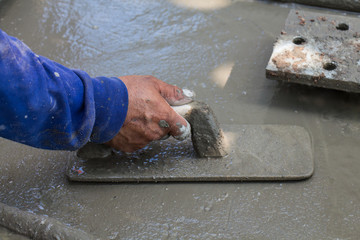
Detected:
left=163, top=105, right=191, bottom=140
left=173, top=119, right=191, bottom=140
left=157, top=81, right=195, bottom=106
left=170, top=89, right=195, bottom=106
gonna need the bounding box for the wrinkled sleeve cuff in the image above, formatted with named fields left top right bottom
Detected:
left=90, top=77, right=128, bottom=143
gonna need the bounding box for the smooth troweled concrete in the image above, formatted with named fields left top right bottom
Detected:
left=266, top=9, right=360, bottom=93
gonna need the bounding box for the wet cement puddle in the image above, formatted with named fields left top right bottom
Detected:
left=1, top=0, right=360, bottom=239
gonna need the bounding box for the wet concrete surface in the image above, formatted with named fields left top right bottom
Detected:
left=0, top=226, right=28, bottom=240
left=0, top=201, right=96, bottom=240
left=0, top=0, right=360, bottom=239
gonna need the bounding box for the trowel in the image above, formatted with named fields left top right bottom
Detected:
left=67, top=99, right=313, bottom=182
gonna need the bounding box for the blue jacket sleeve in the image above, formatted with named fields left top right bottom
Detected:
left=0, top=29, right=128, bottom=150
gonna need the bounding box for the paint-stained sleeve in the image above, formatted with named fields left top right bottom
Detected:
left=0, top=29, right=128, bottom=150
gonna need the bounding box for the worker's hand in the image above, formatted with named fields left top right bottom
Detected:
left=105, top=75, right=193, bottom=152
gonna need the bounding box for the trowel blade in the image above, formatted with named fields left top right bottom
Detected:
left=67, top=124, right=313, bottom=182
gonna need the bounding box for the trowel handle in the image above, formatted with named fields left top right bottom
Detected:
left=170, top=89, right=195, bottom=118
left=171, top=104, right=193, bottom=120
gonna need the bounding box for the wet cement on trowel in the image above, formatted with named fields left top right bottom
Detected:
left=1, top=0, right=360, bottom=239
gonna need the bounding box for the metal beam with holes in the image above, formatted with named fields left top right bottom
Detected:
left=274, top=0, right=360, bottom=13
left=266, top=9, right=360, bottom=93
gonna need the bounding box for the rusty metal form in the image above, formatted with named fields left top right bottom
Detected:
left=266, top=9, right=360, bottom=93
left=275, top=0, right=360, bottom=12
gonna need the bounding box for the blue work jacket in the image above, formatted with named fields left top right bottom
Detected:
left=0, top=29, right=128, bottom=150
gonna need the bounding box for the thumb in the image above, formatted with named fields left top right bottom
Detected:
left=163, top=103, right=191, bottom=141
left=157, top=81, right=195, bottom=106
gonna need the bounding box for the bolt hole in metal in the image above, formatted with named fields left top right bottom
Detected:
left=293, top=36, right=306, bottom=45
left=323, top=61, right=337, bottom=71
left=336, top=23, right=349, bottom=31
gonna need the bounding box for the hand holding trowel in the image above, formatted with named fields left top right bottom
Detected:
left=77, top=82, right=227, bottom=159
left=71, top=77, right=312, bottom=183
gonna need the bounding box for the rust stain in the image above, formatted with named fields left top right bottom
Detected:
left=267, top=71, right=277, bottom=76
left=317, top=16, right=327, bottom=21
left=272, top=46, right=307, bottom=72
left=272, top=46, right=325, bottom=73
left=313, top=73, right=325, bottom=84
left=298, top=16, right=306, bottom=26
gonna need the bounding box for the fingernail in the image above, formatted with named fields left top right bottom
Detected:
left=173, top=120, right=191, bottom=141
left=170, top=89, right=195, bottom=106
left=182, top=89, right=195, bottom=98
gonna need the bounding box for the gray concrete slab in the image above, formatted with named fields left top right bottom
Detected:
left=67, top=124, right=313, bottom=182
left=266, top=9, right=360, bottom=93
left=274, top=0, right=360, bottom=12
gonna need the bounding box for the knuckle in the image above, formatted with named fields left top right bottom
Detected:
left=144, top=112, right=154, bottom=122
left=143, top=75, right=155, bottom=82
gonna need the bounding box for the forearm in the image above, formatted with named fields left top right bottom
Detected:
left=0, top=29, right=128, bottom=150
